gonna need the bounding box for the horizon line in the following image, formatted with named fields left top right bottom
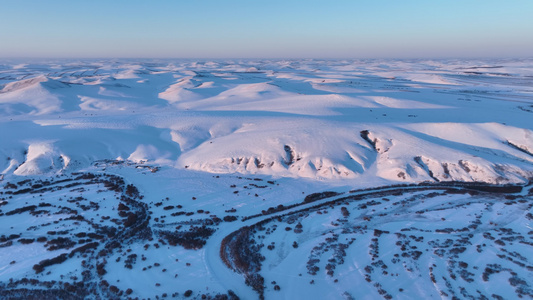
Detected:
left=1, top=56, right=532, bottom=61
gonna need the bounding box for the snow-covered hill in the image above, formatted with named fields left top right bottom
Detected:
left=1, top=59, right=532, bottom=182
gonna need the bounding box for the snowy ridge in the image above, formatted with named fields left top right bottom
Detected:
left=1, top=59, right=532, bottom=182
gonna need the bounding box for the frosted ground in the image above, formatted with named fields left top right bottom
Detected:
left=0, top=59, right=532, bottom=299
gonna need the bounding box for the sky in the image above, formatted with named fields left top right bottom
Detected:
left=0, top=0, right=532, bottom=59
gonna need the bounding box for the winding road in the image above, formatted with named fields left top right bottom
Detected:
left=203, top=181, right=531, bottom=299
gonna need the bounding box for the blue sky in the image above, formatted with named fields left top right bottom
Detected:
left=0, top=0, right=532, bottom=58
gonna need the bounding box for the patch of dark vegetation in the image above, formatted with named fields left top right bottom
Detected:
left=0, top=282, right=90, bottom=299
left=33, top=253, right=68, bottom=274
left=223, top=215, right=238, bottom=222
left=124, top=253, right=137, bottom=269
left=220, top=226, right=266, bottom=299
left=5, top=205, right=37, bottom=216
left=68, top=242, right=99, bottom=258
left=45, top=237, right=76, bottom=251
left=158, top=226, right=215, bottom=250
left=3, top=182, right=17, bottom=189
left=18, top=238, right=35, bottom=244
left=304, top=191, right=341, bottom=203
left=125, top=184, right=140, bottom=198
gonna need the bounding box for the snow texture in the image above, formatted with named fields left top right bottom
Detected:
left=0, top=58, right=532, bottom=299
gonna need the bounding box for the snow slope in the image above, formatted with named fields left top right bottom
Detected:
left=1, top=58, right=532, bottom=183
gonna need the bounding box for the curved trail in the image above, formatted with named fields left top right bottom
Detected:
left=205, top=181, right=531, bottom=299
left=205, top=220, right=257, bottom=298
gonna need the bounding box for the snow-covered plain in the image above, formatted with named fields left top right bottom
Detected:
left=0, top=59, right=532, bottom=299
